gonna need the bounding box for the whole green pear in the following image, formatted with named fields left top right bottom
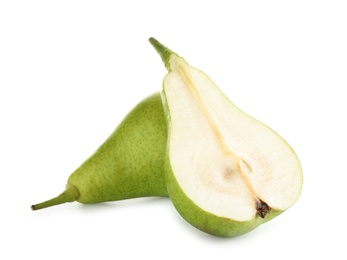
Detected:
left=31, top=93, right=168, bottom=210
left=149, top=38, right=303, bottom=237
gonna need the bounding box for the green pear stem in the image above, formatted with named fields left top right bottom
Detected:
left=149, top=37, right=174, bottom=71
left=31, top=185, right=79, bottom=210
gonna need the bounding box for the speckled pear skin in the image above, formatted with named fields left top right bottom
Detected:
left=69, top=92, right=168, bottom=203
left=32, top=93, right=168, bottom=210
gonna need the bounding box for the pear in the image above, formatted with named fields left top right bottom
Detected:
left=31, top=93, right=168, bottom=210
left=149, top=38, right=303, bottom=237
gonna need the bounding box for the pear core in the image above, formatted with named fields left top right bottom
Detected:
left=163, top=55, right=302, bottom=221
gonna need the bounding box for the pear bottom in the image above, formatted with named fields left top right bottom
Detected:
left=165, top=161, right=282, bottom=237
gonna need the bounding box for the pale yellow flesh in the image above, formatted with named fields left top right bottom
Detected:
left=164, top=55, right=302, bottom=221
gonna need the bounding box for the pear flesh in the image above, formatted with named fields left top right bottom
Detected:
left=150, top=38, right=303, bottom=236
left=31, top=93, right=168, bottom=210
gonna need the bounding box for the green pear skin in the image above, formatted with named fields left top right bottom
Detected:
left=31, top=93, right=168, bottom=210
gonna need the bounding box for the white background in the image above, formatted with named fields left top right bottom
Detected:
left=1, top=1, right=346, bottom=259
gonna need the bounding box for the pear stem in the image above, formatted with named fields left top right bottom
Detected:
left=149, top=37, right=174, bottom=71
left=31, top=185, right=79, bottom=210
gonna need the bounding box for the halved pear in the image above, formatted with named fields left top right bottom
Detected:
left=149, top=38, right=303, bottom=237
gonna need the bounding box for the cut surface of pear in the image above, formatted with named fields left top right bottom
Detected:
left=32, top=92, right=168, bottom=210
left=150, top=38, right=303, bottom=236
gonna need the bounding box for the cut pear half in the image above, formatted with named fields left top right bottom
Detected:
left=164, top=55, right=302, bottom=220
left=150, top=38, right=303, bottom=236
